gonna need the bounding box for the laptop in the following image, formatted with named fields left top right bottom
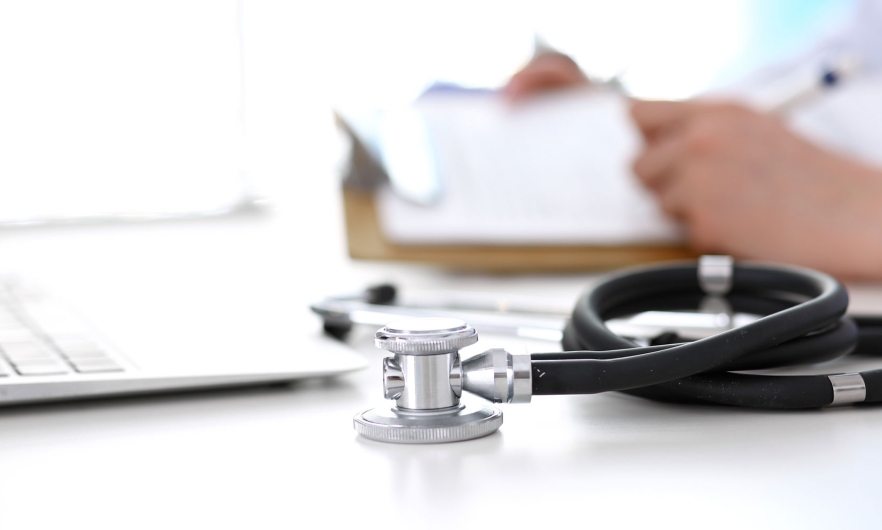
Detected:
left=0, top=1, right=367, bottom=405
left=0, top=274, right=367, bottom=406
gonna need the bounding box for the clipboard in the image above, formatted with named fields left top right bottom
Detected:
left=342, top=186, right=695, bottom=273
left=336, top=110, right=695, bottom=273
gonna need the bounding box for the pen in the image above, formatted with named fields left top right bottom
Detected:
left=767, top=56, right=860, bottom=114
left=529, top=31, right=858, bottom=112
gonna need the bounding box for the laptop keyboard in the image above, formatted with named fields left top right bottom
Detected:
left=0, top=280, right=124, bottom=378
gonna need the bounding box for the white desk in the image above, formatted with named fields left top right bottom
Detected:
left=1, top=162, right=882, bottom=530
left=4, top=15, right=882, bottom=520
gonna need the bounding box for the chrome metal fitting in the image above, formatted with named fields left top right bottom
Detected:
left=355, top=317, right=532, bottom=444
left=375, top=317, right=474, bottom=411
left=375, top=317, right=478, bottom=355
left=382, top=357, right=405, bottom=400
left=462, top=346, right=532, bottom=404
left=827, top=373, right=866, bottom=406
left=698, top=255, right=734, bottom=296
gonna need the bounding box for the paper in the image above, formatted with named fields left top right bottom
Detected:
left=375, top=89, right=683, bottom=245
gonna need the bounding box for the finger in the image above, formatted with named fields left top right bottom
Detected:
left=653, top=172, right=693, bottom=221
left=504, top=72, right=568, bottom=99
left=505, top=68, right=585, bottom=99
left=504, top=56, right=587, bottom=100
left=632, top=135, right=686, bottom=189
left=630, top=99, right=697, bottom=139
left=652, top=162, right=716, bottom=226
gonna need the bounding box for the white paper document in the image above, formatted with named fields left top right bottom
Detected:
left=375, top=90, right=683, bottom=245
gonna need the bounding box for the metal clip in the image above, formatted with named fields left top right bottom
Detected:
left=827, top=373, right=866, bottom=406
left=698, top=255, right=734, bottom=296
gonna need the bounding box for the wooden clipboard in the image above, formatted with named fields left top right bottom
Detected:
left=342, top=186, right=696, bottom=273
left=335, top=111, right=695, bottom=273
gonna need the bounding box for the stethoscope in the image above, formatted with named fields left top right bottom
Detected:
left=311, top=256, right=882, bottom=443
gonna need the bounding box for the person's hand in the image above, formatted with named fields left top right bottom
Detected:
left=630, top=100, right=882, bottom=279
left=503, top=52, right=589, bottom=100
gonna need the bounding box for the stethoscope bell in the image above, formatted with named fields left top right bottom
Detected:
left=353, top=317, right=531, bottom=444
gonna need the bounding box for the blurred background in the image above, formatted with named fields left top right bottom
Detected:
left=243, top=0, right=860, bottom=235
left=263, top=0, right=857, bottom=106
left=0, top=0, right=862, bottom=229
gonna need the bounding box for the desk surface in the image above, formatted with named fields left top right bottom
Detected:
left=1, top=168, right=881, bottom=530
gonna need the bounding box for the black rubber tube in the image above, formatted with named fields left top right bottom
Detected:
left=530, top=261, right=882, bottom=408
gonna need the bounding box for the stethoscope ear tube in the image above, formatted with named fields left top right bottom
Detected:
left=532, top=261, right=878, bottom=408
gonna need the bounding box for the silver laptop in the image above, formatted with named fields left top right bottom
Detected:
left=0, top=275, right=366, bottom=406
left=0, top=2, right=367, bottom=405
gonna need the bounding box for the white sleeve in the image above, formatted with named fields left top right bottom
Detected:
left=711, top=0, right=882, bottom=105
left=708, top=0, right=882, bottom=170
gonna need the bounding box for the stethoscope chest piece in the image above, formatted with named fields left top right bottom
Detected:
left=353, top=402, right=502, bottom=444
left=353, top=317, right=529, bottom=443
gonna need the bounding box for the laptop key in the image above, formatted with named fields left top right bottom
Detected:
left=15, top=362, right=70, bottom=376
left=63, top=350, right=110, bottom=361
left=54, top=340, right=109, bottom=360
left=11, top=358, right=66, bottom=366
left=71, top=359, right=123, bottom=374
left=1, top=341, right=57, bottom=362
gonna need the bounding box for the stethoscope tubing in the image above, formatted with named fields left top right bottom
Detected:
left=532, top=261, right=881, bottom=408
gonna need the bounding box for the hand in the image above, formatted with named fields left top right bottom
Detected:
left=630, top=99, right=882, bottom=279
left=503, top=52, right=589, bottom=100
